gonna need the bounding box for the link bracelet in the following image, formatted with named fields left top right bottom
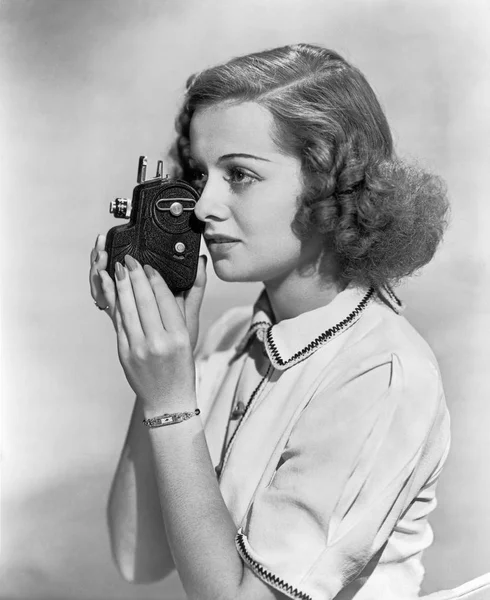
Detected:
left=143, top=408, right=201, bottom=428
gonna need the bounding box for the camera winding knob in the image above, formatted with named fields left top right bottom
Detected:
left=110, top=198, right=132, bottom=219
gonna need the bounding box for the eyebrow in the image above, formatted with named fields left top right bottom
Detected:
left=218, top=153, right=271, bottom=163
left=189, top=153, right=272, bottom=165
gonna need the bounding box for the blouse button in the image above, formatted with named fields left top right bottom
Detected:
left=230, top=401, right=246, bottom=420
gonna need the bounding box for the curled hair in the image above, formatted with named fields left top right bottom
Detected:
left=167, top=43, right=449, bottom=288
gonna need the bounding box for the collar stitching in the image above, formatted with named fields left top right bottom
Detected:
left=265, top=287, right=375, bottom=369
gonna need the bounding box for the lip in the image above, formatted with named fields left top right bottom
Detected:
left=206, top=239, right=240, bottom=252
left=204, top=235, right=240, bottom=243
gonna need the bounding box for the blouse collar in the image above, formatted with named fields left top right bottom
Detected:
left=236, top=284, right=403, bottom=371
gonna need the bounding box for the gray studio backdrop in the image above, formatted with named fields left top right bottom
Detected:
left=1, top=0, right=489, bottom=598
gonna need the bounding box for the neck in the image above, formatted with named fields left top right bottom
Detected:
left=264, top=266, right=346, bottom=323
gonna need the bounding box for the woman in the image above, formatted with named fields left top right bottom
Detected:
left=89, top=44, right=450, bottom=600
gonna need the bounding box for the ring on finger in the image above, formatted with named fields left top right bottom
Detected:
left=94, top=300, right=109, bottom=310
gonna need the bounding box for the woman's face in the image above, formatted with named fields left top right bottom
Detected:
left=189, top=101, right=321, bottom=284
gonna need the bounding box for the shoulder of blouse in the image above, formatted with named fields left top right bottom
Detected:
left=346, top=297, right=442, bottom=374
left=309, top=299, right=448, bottom=432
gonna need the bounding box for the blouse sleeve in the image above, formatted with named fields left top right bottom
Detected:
left=235, top=353, right=451, bottom=600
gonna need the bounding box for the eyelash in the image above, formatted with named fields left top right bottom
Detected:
left=190, top=166, right=258, bottom=190
left=224, top=166, right=258, bottom=187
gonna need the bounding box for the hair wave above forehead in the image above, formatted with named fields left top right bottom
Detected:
left=180, top=43, right=393, bottom=163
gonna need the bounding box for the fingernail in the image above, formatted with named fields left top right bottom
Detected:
left=124, top=255, right=138, bottom=271
left=143, top=264, right=157, bottom=278
left=95, top=234, right=100, bottom=246
left=90, top=248, right=97, bottom=263
left=115, top=262, right=126, bottom=281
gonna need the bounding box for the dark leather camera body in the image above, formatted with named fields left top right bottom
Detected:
left=104, top=156, right=203, bottom=294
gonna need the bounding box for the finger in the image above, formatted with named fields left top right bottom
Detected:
left=184, top=255, right=207, bottom=322
left=89, top=234, right=109, bottom=304
left=142, top=264, right=187, bottom=333
left=113, top=298, right=130, bottom=354
left=114, top=261, right=147, bottom=347
left=89, top=234, right=99, bottom=266
left=98, top=269, right=117, bottom=322
left=90, top=266, right=108, bottom=308
left=95, top=233, right=106, bottom=252
left=89, top=234, right=107, bottom=267
left=92, top=236, right=108, bottom=274
left=122, top=255, right=170, bottom=340
left=175, top=292, right=186, bottom=319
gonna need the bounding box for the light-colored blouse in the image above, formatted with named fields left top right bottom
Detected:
left=194, top=284, right=451, bottom=600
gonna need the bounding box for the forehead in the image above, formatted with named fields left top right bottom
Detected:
left=189, top=102, right=279, bottom=160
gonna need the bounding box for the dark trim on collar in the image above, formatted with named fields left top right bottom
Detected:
left=264, top=287, right=375, bottom=369
left=235, top=286, right=378, bottom=371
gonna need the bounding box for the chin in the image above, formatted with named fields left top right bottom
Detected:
left=210, top=260, right=256, bottom=283
left=213, top=270, right=259, bottom=284
left=211, top=260, right=284, bottom=284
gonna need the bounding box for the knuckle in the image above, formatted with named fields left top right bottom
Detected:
left=147, top=339, right=166, bottom=356
left=171, top=332, right=189, bottom=351
left=131, top=345, right=148, bottom=362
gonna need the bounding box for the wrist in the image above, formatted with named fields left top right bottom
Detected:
left=145, top=407, right=204, bottom=441
left=141, top=393, right=198, bottom=422
left=143, top=408, right=200, bottom=429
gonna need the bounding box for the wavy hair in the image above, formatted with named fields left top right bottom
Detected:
left=168, top=43, right=449, bottom=289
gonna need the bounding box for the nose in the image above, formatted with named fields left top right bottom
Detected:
left=193, top=176, right=230, bottom=223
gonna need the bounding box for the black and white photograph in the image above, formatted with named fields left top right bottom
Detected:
left=0, top=1, right=489, bottom=599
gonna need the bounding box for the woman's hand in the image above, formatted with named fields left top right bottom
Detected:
left=96, top=253, right=207, bottom=414
left=89, top=235, right=207, bottom=352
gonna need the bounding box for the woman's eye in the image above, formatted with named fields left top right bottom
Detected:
left=191, top=168, right=206, bottom=181
left=224, top=166, right=257, bottom=187
left=189, top=168, right=208, bottom=190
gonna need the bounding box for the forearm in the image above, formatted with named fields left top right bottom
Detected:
left=107, top=396, right=175, bottom=582
left=144, top=394, right=247, bottom=600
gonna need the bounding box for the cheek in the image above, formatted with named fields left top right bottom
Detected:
left=240, top=181, right=301, bottom=235
left=246, top=214, right=303, bottom=262
left=241, top=212, right=296, bottom=248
